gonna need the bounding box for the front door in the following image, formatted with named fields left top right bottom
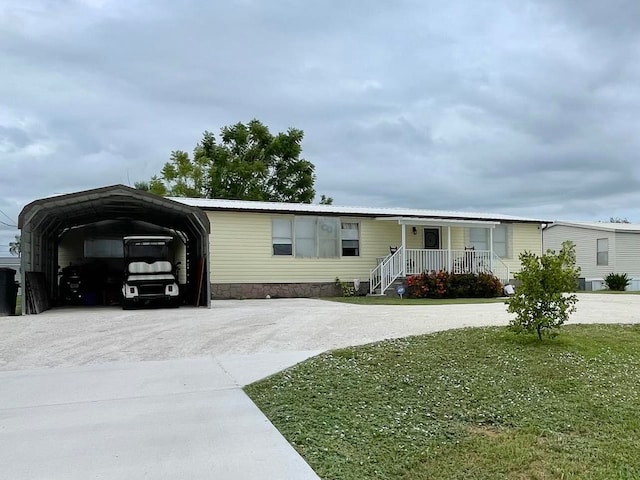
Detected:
left=423, top=228, right=442, bottom=271
left=424, top=228, right=440, bottom=249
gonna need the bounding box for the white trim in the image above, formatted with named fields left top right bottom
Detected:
left=171, top=197, right=547, bottom=223
left=546, top=221, right=640, bottom=233
left=447, top=226, right=452, bottom=272
left=389, top=217, right=500, bottom=228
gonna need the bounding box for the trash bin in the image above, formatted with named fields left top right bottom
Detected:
left=0, top=268, right=17, bottom=316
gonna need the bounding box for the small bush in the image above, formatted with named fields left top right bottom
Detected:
left=604, top=273, right=630, bottom=291
left=506, top=241, right=580, bottom=340
left=335, top=277, right=356, bottom=297
left=406, top=271, right=502, bottom=299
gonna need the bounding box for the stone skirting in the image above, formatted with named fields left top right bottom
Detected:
left=211, top=281, right=370, bottom=299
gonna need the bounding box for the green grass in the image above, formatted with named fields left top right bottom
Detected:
left=245, top=325, right=640, bottom=479
left=325, top=296, right=506, bottom=305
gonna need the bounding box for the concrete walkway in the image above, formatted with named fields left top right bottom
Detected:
left=0, top=353, right=322, bottom=480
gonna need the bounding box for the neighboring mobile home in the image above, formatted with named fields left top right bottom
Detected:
left=543, top=221, right=640, bottom=291
left=173, top=198, right=547, bottom=297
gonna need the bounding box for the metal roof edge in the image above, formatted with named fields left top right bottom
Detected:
left=547, top=221, right=640, bottom=233
left=169, top=197, right=550, bottom=224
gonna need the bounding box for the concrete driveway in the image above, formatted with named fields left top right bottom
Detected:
left=5, top=293, right=639, bottom=371
left=1, top=294, right=639, bottom=479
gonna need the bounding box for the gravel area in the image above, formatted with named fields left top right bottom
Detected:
left=1, top=293, right=639, bottom=371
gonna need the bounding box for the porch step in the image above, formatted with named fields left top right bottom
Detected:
left=375, top=277, right=407, bottom=296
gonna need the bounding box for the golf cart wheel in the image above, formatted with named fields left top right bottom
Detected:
left=122, top=299, right=136, bottom=310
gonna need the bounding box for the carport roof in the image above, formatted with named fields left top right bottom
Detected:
left=18, top=185, right=210, bottom=235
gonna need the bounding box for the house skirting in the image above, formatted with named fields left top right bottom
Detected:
left=211, top=281, right=370, bottom=299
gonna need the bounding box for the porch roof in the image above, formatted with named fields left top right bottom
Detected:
left=376, top=216, right=500, bottom=229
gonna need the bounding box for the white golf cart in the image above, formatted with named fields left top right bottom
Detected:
left=121, top=235, right=180, bottom=309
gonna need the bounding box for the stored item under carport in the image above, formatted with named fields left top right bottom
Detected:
left=0, top=268, right=18, bottom=316
left=121, top=236, right=181, bottom=309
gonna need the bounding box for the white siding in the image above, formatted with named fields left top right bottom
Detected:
left=543, top=225, right=615, bottom=279
left=613, top=232, right=640, bottom=277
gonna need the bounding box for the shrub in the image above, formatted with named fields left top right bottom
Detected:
left=476, top=272, right=504, bottom=298
left=604, top=273, right=630, bottom=291
left=406, top=271, right=502, bottom=299
left=506, top=241, right=580, bottom=340
left=335, top=277, right=356, bottom=297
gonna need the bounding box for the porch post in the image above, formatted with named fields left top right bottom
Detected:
left=489, top=227, right=494, bottom=271
left=447, top=226, right=452, bottom=272
left=401, top=223, right=406, bottom=276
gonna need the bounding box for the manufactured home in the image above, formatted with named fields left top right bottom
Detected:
left=544, top=221, right=640, bottom=290
left=175, top=198, right=546, bottom=298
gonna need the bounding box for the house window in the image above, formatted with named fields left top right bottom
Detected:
left=469, top=228, right=488, bottom=251
left=294, top=217, right=317, bottom=257
left=272, top=219, right=293, bottom=255
left=84, top=239, right=123, bottom=258
left=317, top=217, right=340, bottom=258
left=272, top=216, right=346, bottom=258
left=597, top=238, right=608, bottom=266
left=341, top=222, right=360, bottom=256
left=493, top=225, right=509, bottom=258
left=469, top=226, right=509, bottom=256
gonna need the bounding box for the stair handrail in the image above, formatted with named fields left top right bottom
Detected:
left=369, top=247, right=404, bottom=295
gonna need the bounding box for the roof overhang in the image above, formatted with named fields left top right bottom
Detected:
left=376, top=217, right=501, bottom=229
left=545, top=221, right=640, bottom=233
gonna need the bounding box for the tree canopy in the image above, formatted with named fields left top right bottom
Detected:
left=141, top=119, right=317, bottom=203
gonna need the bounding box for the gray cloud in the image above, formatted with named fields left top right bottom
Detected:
left=2, top=0, right=640, bottom=253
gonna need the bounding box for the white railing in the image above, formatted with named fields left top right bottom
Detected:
left=491, top=254, right=511, bottom=286
left=370, top=248, right=511, bottom=295
left=406, top=249, right=494, bottom=275
left=369, top=247, right=404, bottom=294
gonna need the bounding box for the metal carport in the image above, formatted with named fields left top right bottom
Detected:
left=18, top=185, right=211, bottom=313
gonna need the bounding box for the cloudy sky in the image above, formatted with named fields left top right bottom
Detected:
left=2, top=0, right=640, bottom=253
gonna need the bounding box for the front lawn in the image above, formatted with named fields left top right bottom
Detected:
left=245, top=325, right=640, bottom=479
left=325, top=296, right=506, bottom=305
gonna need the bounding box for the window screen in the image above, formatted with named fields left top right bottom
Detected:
left=272, top=219, right=293, bottom=255
left=295, top=217, right=317, bottom=257
left=318, top=217, right=340, bottom=258
left=493, top=225, right=508, bottom=257
left=597, top=238, right=608, bottom=266
left=341, top=222, right=360, bottom=256
left=469, top=228, right=489, bottom=251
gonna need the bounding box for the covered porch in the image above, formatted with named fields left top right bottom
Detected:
left=370, top=217, right=510, bottom=295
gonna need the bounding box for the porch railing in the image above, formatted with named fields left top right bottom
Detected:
left=369, top=247, right=404, bottom=294
left=405, top=249, right=511, bottom=284
left=371, top=248, right=512, bottom=295
left=406, top=249, right=494, bottom=275
left=491, top=254, right=511, bottom=286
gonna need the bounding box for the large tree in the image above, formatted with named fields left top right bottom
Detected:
left=145, top=119, right=316, bottom=202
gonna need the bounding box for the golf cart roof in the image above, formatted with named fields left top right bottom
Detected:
left=123, top=235, right=174, bottom=244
